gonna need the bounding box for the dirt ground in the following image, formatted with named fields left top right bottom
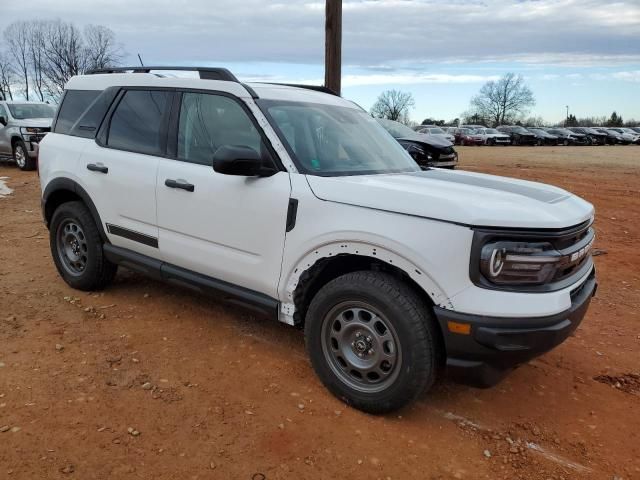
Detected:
left=0, top=146, right=639, bottom=480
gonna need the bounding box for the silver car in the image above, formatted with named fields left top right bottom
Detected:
left=0, top=100, right=55, bottom=170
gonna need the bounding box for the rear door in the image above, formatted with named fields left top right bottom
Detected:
left=80, top=88, right=172, bottom=257
left=155, top=91, right=291, bottom=297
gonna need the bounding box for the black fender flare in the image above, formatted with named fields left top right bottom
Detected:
left=42, top=177, right=108, bottom=241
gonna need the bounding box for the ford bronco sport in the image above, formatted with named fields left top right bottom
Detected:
left=39, top=67, right=597, bottom=413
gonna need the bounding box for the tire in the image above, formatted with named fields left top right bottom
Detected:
left=13, top=140, right=36, bottom=171
left=563, top=139, right=569, bottom=146
left=537, top=139, right=543, bottom=146
left=305, top=271, right=440, bottom=414
left=49, top=201, right=117, bottom=291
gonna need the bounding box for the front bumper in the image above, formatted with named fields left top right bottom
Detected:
left=433, top=267, right=597, bottom=387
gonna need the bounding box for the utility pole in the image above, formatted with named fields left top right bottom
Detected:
left=325, top=0, right=342, bottom=95
left=565, top=105, right=569, bottom=126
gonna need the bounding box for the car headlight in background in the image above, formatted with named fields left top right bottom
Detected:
left=20, top=127, right=47, bottom=143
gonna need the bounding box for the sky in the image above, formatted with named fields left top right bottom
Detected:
left=1, top=0, right=639, bottom=124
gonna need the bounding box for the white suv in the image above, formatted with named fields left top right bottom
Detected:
left=39, top=67, right=597, bottom=413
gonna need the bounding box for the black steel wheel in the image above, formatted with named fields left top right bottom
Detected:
left=305, top=271, right=440, bottom=413
left=50, top=201, right=117, bottom=290
left=321, top=301, right=402, bottom=394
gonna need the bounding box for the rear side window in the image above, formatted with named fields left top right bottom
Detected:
left=107, top=90, right=170, bottom=156
left=54, top=90, right=100, bottom=135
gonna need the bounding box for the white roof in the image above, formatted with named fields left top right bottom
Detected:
left=65, top=73, right=357, bottom=109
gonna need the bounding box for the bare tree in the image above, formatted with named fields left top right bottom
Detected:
left=83, top=24, right=123, bottom=70
left=469, top=73, right=535, bottom=126
left=27, top=21, right=48, bottom=101
left=4, top=22, right=31, bottom=100
left=0, top=51, right=15, bottom=100
left=39, top=20, right=85, bottom=97
left=370, top=90, right=415, bottom=123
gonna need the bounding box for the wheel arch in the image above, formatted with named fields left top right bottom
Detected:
left=42, top=177, right=107, bottom=241
left=279, top=241, right=452, bottom=328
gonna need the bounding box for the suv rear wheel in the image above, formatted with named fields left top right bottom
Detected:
left=305, top=271, right=439, bottom=413
left=13, top=140, right=37, bottom=171
left=50, top=201, right=117, bottom=290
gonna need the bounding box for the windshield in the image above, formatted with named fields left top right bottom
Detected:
left=552, top=129, right=572, bottom=135
left=260, top=100, right=420, bottom=176
left=7, top=103, right=55, bottom=120
left=428, top=127, right=446, bottom=134
left=513, top=127, right=530, bottom=133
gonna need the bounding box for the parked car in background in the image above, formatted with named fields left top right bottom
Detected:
left=614, top=128, right=640, bottom=144
left=473, top=128, right=511, bottom=146
left=546, top=128, right=589, bottom=146
left=603, top=128, right=637, bottom=144
left=496, top=126, right=537, bottom=145
left=453, top=128, right=484, bottom=146
left=592, top=127, right=625, bottom=145
left=567, top=127, right=607, bottom=145
left=526, top=127, right=560, bottom=146
left=377, top=119, right=458, bottom=168
left=416, top=125, right=456, bottom=143
left=0, top=100, right=55, bottom=170
left=629, top=127, right=640, bottom=135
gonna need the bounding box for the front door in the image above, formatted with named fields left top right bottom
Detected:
left=156, top=91, right=291, bottom=298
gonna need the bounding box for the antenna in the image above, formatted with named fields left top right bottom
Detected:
left=137, top=53, right=144, bottom=67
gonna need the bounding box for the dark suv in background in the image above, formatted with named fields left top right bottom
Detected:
left=568, top=127, right=607, bottom=145
left=377, top=119, right=458, bottom=168
left=546, top=128, right=589, bottom=146
left=496, top=126, right=537, bottom=145
left=526, top=127, right=559, bottom=146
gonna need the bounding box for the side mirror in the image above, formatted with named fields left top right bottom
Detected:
left=0, top=116, right=7, bottom=126
left=212, top=145, right=274, bottom=177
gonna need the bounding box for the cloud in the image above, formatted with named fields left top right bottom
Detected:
left=0, top=0, right=638, bottom=68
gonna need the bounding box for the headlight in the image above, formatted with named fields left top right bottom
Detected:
left=480, top=241, right=561, bottom=285
left=20, top=127, right=47, bottom=143
left=475, top=225, right=595, bottom=291
left=21, top=127, right=45, bottom=134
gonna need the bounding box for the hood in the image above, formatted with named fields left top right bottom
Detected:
left=306, top=169, right=593, bottom=229
left=397, top=131, right=453, bottom=149
left=10, top=118, right=53, bottom=128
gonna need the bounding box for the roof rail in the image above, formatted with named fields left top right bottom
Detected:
left=258, top=83, right=339, bottom=96
left=85, top=66, right=239, bottom=82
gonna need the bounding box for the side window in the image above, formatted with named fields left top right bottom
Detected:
left=178, top=93, right=262, bottom=166
left=54, top=90, right=100, bottom=135
left=108, top=90, right=170, bottom=155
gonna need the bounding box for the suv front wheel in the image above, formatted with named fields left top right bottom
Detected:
left=50, top=201, right=117, bottom=290
left=305, top=271, right=440, bottom=413
left=13, top=140, right=37, bottom=171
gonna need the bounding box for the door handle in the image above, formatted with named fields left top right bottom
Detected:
left=87, top=163, right=108, bottom=174
left=165, top=179, right=195, bottom=192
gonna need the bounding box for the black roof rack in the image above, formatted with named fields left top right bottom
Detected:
left=85, top=66, right=239, bottom=82
left=258, top=83, right=339, bottom=96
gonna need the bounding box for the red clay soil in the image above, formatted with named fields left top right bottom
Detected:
left=0, top=146, right=639, bottom=479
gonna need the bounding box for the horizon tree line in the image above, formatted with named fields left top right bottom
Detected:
left=370, top=73, right=638, bottom=128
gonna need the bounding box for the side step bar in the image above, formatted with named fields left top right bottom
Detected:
left=103, top=244, right=279, bottom=319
